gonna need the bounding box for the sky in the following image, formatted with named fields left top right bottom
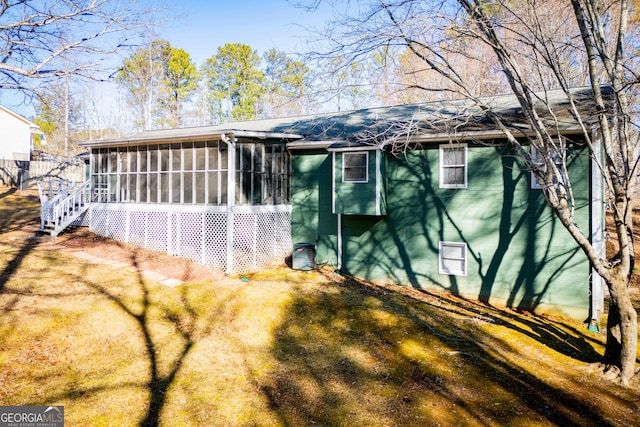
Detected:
left=157, top=0, right=330, bottom=66
left=2, top=0, right=333, bottom=118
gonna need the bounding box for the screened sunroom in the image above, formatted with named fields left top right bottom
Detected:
left=80, top=128, right=297, bottom=274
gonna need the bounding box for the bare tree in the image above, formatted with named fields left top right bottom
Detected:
left=0, top=0, right=168, bottom=94
left=308, top=0, right=640, bottom=385
left=32, top=78, right=82, bottom=157
left=261, top=48, right=314, bottom=118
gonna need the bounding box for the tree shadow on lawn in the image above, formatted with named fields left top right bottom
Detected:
left=257, top=277, right=635, bottom=426
left=0, top=190, right=42, bottom=293
left=28, top=249, right=223, bottom=427
left=411, top=283, right=640, bottom=367
left=3, top=231, right=635, bottom=426
left=411, top=285, right=605, bottom=364
left=79, top=250, right=213, bottom=427
left=0, top=191, right=41, bottom=233
left=82, top=261, right=170, bottom=425
left=0, top=234, right=40, bottom=294
left=0, top=187, right=16, bottom=200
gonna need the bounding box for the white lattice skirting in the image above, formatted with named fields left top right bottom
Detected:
left=87, top=203, right=292, bottom=274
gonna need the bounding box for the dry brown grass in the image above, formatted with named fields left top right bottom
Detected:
left=0, top=187, right=639, bottom=426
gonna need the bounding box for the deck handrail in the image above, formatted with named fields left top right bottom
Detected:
left=38, top=179, right=90, bottom=236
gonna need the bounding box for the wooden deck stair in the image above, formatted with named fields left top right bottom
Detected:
left=37, top=179, right=91, bottom=237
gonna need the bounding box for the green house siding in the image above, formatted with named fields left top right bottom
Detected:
left=291, top=141, right=592, bottom=320
left=291, top=151, right=338, bottom=266
left=333, top=151, right=387, bottom=216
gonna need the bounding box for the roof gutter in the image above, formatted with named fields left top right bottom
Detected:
left=287, top=126, right=592, bottom=152
left=287, top=140, right=337, bottom=150
left=78, top=130, right=304, bottom=148
left=406, top=126, right=590, bottom=144
left=326, top=145, right=383, bottom=152
left=78, top=133, right=222, bottom=148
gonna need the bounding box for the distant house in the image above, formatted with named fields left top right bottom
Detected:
left=77, top=87, right=607, bottom=323
left=0, top=105, right=39, bottom=161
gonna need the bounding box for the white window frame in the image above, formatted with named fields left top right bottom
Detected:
left=530, top=139, right=566, bottom=190
left=439, top=143, right=467, bottom=189
left=342, top=152, right=369, bottom=183
left=530, top=146, right=544, bottom=189
left=439, top=241, right=467, bottom=276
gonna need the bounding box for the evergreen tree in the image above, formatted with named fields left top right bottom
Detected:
left=201, top=43, right=266, bottom=122
left=163, top=47, right=199, bottom=127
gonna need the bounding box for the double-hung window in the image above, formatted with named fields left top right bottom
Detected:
left=439, top=241, right=467, bottom=276
left=530, top=139, right=566, bottom=190
left=440, top=143, right=467, bottom=189
left=343, top=152, right=368, bottom=183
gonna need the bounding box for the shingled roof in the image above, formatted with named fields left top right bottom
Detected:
left=80, top=86, right=610, bottom=149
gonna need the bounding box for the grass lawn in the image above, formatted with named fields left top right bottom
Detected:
left=0, top=186, right=639, bottom=426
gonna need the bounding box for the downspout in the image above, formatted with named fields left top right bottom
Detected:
left=332, top=151, right=336, bottom=214
left=222, top=133, right=236, bottom=274
left=332, top=151, right=342, bottom=270
left=376, top=149, right=382, bottom=216
left=337, top=214, right=342, bottom=271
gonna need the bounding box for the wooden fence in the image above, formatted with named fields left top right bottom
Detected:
left=0, top=158, right=87, bottom=189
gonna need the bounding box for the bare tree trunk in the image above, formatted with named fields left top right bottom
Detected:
left=64, top=76, right=69, bottom=157
left=603, top=274, right=638, bottom=384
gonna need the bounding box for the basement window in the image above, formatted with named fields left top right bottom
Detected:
left=439, top=241, right=467, bottom=276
